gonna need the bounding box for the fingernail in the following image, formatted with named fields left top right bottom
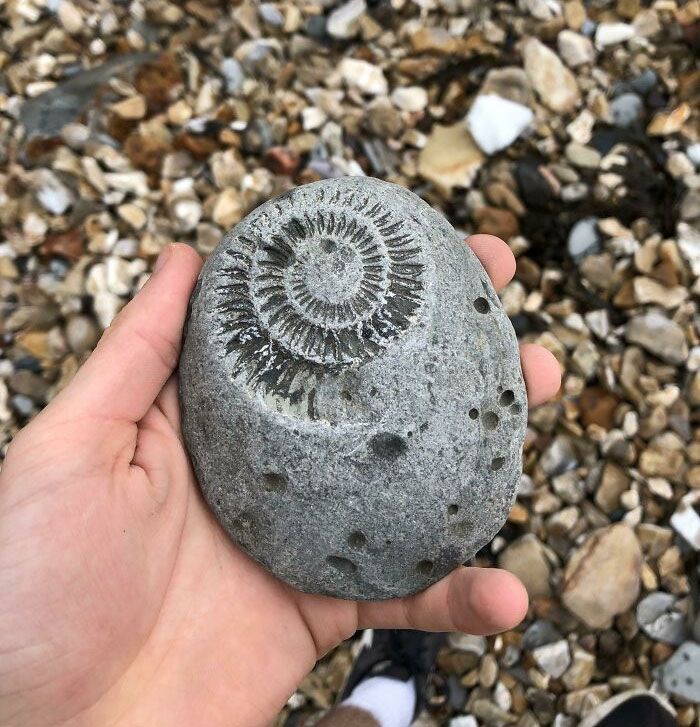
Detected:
left=153, top=245, right=172, bottom=275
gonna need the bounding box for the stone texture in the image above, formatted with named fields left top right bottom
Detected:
left=562, top=524, right=642, bottom=628
left=418, top=123, right=485, bottom=196
left=180, top=177, right=527, bottom=599
left=522, top=37, right=581, bottom=114
left=498, top=533, right=552, bottom=598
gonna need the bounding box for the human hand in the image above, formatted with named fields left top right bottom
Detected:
left=0, top=236, right=560, bottom=726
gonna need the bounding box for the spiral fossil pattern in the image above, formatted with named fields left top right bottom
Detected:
left=214, top=187, right=425, bottom=403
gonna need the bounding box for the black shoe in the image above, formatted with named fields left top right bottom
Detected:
left=338, top=629, right=446, bottom=718
left=579, top=691, right=678, bottom=727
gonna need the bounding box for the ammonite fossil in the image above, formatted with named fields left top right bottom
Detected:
left=180, top=177, right=527, bottom=599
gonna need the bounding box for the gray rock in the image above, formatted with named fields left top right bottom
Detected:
left=180, top=177, right=527, bottom=599
left=327, top=0, right=366, bottom=39
left=220, top=58, right=246, bottom=95
left=533, top=640, right=571, bottom=678
left=626, top=311, right=688, bottom=365
left=568, top=217, right=600, bottom=259
left=610, top=93, right=643, bottom=128
left=636, top=592, right=688, bottom=645
left=657, top=642, right=700, bottom=702
left=522, top=620, right=563, bottom=651
left=258, top=2, right=284, bottom=27
left=630, top=69, right=658, bottom=95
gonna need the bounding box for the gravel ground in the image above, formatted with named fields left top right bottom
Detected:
left=0, top=0, right=699, bottom=725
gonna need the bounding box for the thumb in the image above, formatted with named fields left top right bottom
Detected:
left=59, top=244, right=203, bottom=422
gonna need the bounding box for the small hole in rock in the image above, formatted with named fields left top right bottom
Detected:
left=686, top=677, right=693, bottom=685
left=326, top=555, right=357, bottom=575
left=499, top=390, right=515, bottom=406
left=385, top=539, right=392, bottom=545
left=491, top=456, right=505, bottom=471
left=262, top=472, right=288, bottom=492
left=416, top=559, right=434, bottom=575
left=469, top=408, right=479, bottom=420
left=482, top=411, right=499, bottom=430
left=347, top=531, right=367, bottom=549
left=419, top=422, right=429, bottom=432
left=448, top=504, right=459, bottom=515
left=341, top=390, right=353, bottom=402
left=369, top=432, right=408, bottom=458
left=474, top=297, right=490, bottom=314
left=407, top=431, right=413, bottom=438
left=510, top=403, right=522, bottom=415
left=369, top=387, right=378, bottom=397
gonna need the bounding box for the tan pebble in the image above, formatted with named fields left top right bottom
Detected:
left=647, top=103, right=691, bottom=135
left=111, top=95, right=147, bottom=120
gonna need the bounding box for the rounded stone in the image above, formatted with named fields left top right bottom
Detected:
left=179, top=177, right=527, bottom=600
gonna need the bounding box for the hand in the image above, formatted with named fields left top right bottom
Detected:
left=0, top=236, right=560, bottom=726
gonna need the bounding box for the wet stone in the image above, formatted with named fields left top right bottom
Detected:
left=180, top=177, right=527, bottom=599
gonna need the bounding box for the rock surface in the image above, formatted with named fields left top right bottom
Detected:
left=523, top=37, right=581, bottom=114
left=562, top=524, right=642, bottom=628
left=498, top=533, right=552, bottom=597
left=466, top=94, right=534, bottom=155
left=180, top=177, right=527, bottom=599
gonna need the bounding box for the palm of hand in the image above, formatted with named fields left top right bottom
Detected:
left=0, top=239, right=559, bottom=727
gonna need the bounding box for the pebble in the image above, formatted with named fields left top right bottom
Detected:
left=465, top=94, right=533, bottom=155
left=562, top=524, right=642, bottom=629
left=533, top=640, right=572, bottom=679
left=11, top=394, right=35, bottom=419
left=595, top=22, right=636, bottom=48
left=657, top=642, right=700, bottom=702
left=625, top=312, right=689, bottom=365
left=34, top=170, right=74, bottom=215
left=327, top=0, right=366, bottom=39
left=258, top=3, right=284, bottom=27
left=418, top=123, right=484, bottom=196
left=565, top=143, right=601, bottom=169
left=523, top=620, right=562, bottom=651
left=647, top=103, right=691, bottom=136
left=523, top=38, right=581, bottom=114
left=480, top=67, right=534, bottom=108
left=568, top=217, right=600, bottom=259
left=390, top=87, right=428, bottom=113
left=57, top=0, right=83, bottom=34
left=110, top=95, right=146, bottom=120
left=562, top=648, right=595, bottom=690
left=65, top=315, right=99, bottom=356
left=671, top=492, right=700, bottom=550
left=449, top=717, right=477, bottom=727
left=610, top=93, right=643, bottom=128
left=633, top=277, right=687, bottom=308
left=448, top=633, right=487, bottom=655
left=636, top=592, right=688, bottom=645
left=338, top=58, right=387, bottom=96
left=212, top=188, right=244, bottom=228
left=498, top=534, right=551, bottom=598
left=220, top=58, right=246, bottom=95
left=557, top=30, right=595, bottom=67
left=688, top=143, right=700, bottom=166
